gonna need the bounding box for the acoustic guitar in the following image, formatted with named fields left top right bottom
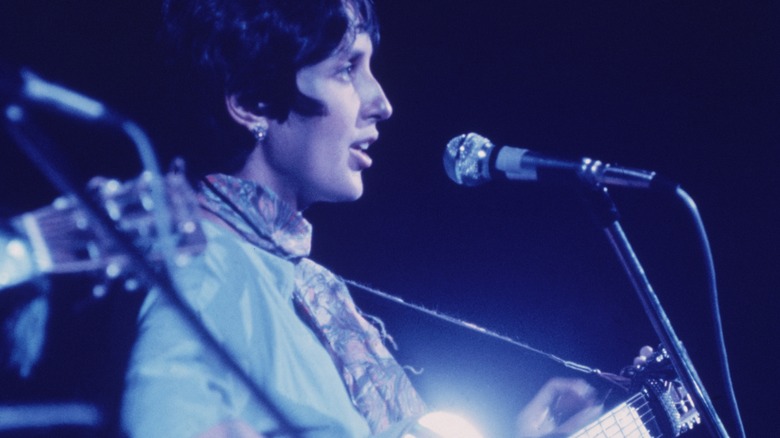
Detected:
left=0, top=168, right=206, bottom=290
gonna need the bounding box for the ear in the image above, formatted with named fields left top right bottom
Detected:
left=225, top=94, right=269, bottom=131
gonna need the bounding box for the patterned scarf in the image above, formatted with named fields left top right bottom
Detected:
left=198, top=174, right=427, bottom=433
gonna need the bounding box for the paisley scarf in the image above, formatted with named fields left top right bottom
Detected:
left=198, top=173, right=427, bottom=433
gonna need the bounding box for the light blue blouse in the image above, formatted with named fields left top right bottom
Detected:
left=121, top=220, right=374, bottom=437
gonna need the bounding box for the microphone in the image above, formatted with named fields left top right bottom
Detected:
left=1, top=64, right=120, bottom=123
left=443, top=132, right=675, bottom=191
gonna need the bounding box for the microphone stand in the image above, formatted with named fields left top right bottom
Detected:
left=579, top=182, right=729, bottom=437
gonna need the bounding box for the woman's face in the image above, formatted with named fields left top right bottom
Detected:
left=256, top=32, right=392, bottom=210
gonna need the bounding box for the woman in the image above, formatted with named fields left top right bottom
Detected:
left=121, top=0, right=599, bottom=436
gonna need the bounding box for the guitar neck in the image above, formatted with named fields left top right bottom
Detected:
left=0, top=171, right=206, bottom=291
left=571, top=392, right=660, bottom=438
left=14, top=199, right=111, bottom=275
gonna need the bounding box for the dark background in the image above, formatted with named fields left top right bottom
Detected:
left=1, top=0, right=777, bottom=436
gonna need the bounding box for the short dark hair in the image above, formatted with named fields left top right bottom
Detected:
left=160, top=0, right=380, bottom=176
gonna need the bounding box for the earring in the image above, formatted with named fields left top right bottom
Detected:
left=251, top=125, right=267, bottom=142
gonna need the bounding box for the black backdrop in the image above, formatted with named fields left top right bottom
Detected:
left=1, top=1, right=777, bottom=436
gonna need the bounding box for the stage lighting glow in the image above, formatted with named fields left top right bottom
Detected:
left=405, top=411, right=484, bottom=438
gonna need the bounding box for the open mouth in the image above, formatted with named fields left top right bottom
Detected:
left=350, top=142, right=373, bottom=168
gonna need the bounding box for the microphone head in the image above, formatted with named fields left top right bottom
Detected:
left=443, top=133, right=495, bottom=186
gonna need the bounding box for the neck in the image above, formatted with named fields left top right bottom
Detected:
left=233, top=148, right=308, bottom=212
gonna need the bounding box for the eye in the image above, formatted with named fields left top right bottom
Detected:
left=335, top=51, right=366, bottom=83
left=336, top=62, right=355, bottom=82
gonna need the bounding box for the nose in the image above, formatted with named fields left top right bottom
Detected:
left=362, top=72, right=393, bottom=122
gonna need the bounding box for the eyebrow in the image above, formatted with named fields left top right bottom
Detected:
left=329, top=45, right=367, bottom=68
left=349, top=39, right=374, bottom=59
left=347, top=47, right=367, bottom=61
left=334, top=31, right=372, bottom=58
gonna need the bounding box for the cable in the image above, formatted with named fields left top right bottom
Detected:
left=676, top=187, right=746, bottom=438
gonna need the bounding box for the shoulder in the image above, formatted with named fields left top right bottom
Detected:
left=132, top=219, right=294, bottom=359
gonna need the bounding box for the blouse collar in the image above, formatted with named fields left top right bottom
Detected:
left=198, top=173, right=312, bottom=259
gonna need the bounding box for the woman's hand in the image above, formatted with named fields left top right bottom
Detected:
left=515, top=378, right=603, bottom=437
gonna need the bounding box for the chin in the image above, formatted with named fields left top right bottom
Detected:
left=340, top=174, right=365, bottom=199
left=337, top=181, right=365, bottom=202
left=316, top=183, right=364, bottom=205
left=343, top=188, right=364, bottom=202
